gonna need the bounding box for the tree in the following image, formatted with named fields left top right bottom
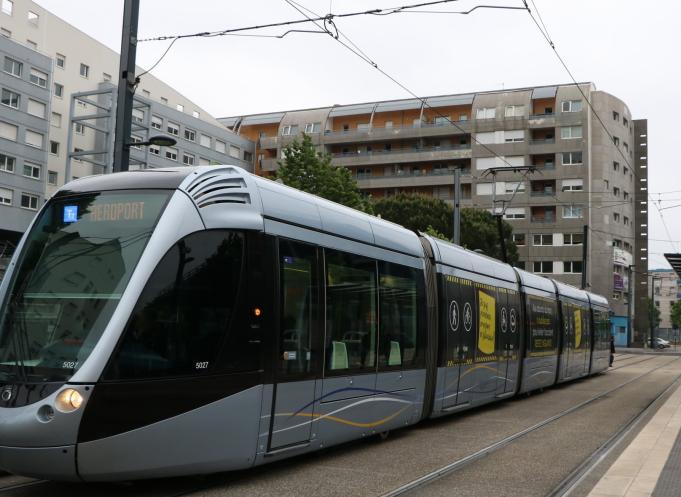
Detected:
left=372, top=193, right=518, bottom=264
left=649, top=298, right=661, bottom=329
left=460, top=208, right=519, bottom=266
left=671, top=301, right=681, bottom=330
left=276, top=134, right=372, bottom=213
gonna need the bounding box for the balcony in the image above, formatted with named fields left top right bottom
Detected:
left=531, top=215, right=556, bottom=223
left=259, top=136, right=280, bottom=149
left=355, top=169, right=472, bottom=189
left=529, top=138, right=555, bottom=145
left=259, top=158, right=279, bottom=172
left=531, top=206, right=556, bottom=223
left=323, top=121, right=472, bottom=144
left=530, top=180, right=556, bottom=197
left=332, top=144, right=472, bottom=166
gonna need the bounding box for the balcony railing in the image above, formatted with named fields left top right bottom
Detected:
left=333, top=144, right=471, bottom=159
left=529, top=113, right=556, bottom=119
left=529, top=138, right=555, bottom=145
left=532, top=162, right=555, bottom=170
left=325, top=120, right=470, bottom=137
left=530, top=190, right=555, bottom=197
left=356, top=168, right=472, bottom=181
left=531, top=215, right=556, bottom=223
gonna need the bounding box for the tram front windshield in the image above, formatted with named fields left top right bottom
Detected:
left=0, top=191, right=170, bottom=383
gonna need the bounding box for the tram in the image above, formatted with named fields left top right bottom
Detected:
left=0, top=166, right=611, bottom=481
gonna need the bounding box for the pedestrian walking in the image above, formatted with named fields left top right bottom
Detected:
left=609, top=334, right=615, bottom=367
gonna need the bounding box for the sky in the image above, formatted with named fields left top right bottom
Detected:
left=35, top=0, right=681, bottom=271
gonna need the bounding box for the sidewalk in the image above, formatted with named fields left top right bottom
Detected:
left=588, top=380, right=681, bottom=497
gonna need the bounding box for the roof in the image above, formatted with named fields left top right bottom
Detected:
left=664, top=254, right=681, bottom=279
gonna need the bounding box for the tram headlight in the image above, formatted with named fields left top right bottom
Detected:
left=55, top=388, right=84, bottom=413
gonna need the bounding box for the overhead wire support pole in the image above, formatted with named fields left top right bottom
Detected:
left=113, top=0, right=140, bottom=173
left=581, top=224, right=588, bottom=289
left=453, top=167, right=461, bottom=245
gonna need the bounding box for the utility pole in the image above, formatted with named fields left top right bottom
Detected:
left=627, top=264, right=635, bottom=348
left=581, top=224, right=588, bottom=289
left=112, top=0, right=140, bottom=173
left=650, top=275, right=658, bottom=349
left=453, top=168, right=461, bottom=245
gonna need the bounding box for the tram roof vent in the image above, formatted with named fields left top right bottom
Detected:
left=185, top=169, right=251, bottom=208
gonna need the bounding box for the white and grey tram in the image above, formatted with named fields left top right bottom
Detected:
left=0, top=166, right=611, bottom=481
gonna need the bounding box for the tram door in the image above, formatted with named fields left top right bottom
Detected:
left=495, top=289, right=511, bottom=396
left=268, top=240, right=319, bottom=450
left=560, top=302, right=573, bottom=379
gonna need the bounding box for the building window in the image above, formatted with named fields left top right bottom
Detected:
left=613, top=187, right=620, bottom=196
left=604, top=179, right=609, bottom=190
left=192, top=110, right=200, bottom=118
left=562, top=205, right=583, bottom=219
left=199, top=157, right=211, bottom=166
left=533, top=261, right=553, bottom=274
left=151, top=115, right=163, bottom=130
left=184, top=128, right=196, bottom=142
left=1, top=0, right=13, bottom=15
left=533, top=234, right=553, bottom=246
left=623, top=216, right=629, bottom=226
left=22, top=161, right=40, bottom=179
left=132, top=108, right=145, bottom=124
left=200, top=134, right=211, bottom=147
left=160, top=97, right=168, bottom=105
left=54, top=82, right=63, bottom=98
left=1, top=88, right=19, bottom=108
left=74, top=122, right=84, bottom=134
left=563, top=233, right=583, bottom=245
left=504, top=105, right=525, bottom=118
left=141, top=89, right=150, bottom=97
left=504, top=130, right=524, bottom=143
left=563, top=261, right=583, bottom=273
left=613, top=161, right=620, bottom=171
left=244, top=151, right=253, bottom=162
left=623, top=191, right=629, bottom=200
left=29, top=68, right=47, bottom=87
left=102, top=72, right=112, bottom=81
left=27, top=10, right=38, bottom=23
left=3, top=56, right=22, bottom=77
left=612, top=111, right=619, bottom=121
left=165, top=147, right=177, bottom=161
left=476, top=107, right=496, bottom=119
left=0, top=153, right=15, bottom=172
left=0, top=27, right=10, bottom=37
left=176, top=103, right=184, bottom=112
left=182, top=153, right=195, bottom=166
left=503, top=208, right=526, bottom=219
left=0, top=187, right=12, bottom=205
left=623, top=142, right=629, bottom=152
left=20, top=192, right=39, bottom=210
left=613, top=136, right=620, bottom=146
left=149, top=144, right=160, bottom=155
left=25, top=129, right=43, bottom=148
left=215, top=140, right=226, bottom=154
left=73, top=147, right=84, bottom=162
left=49, top=140, right=59, bottom=155
left=0, top=120, right=18, bottom=141
left=560, top=126, right=583, bottom=139
left=229, top=145, right=240, bottom=159
left=512, top=233, right=525, bottom=246
left=130, top=135, right=143, bottom=149
left=613, top=212, right=620, bottom=223
left=56, top=53, right=65, bottom=68
left=48, top=170, right=57, bottom=185
left=166, top=122, right=179, bottom=136
left=561, top=179, right=583, bottom=192
left=623, top=166, right=628, bottom=175
left=27, top=98, right=45, bottom=117
left=282, top=125, right=299, bottom=135
left=79, top=63, right=89, bottom=78
left=623, top=117, right=628, bottom=127
left=562, top=151, right=583, bottom=165
left=304, top=122, right=321, bottom=133
left=561, top=100, right=583, bottom=112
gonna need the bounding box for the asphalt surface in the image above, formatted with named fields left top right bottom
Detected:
left=1, top=353, right=678, bottom=497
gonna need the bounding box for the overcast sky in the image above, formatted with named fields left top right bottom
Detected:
left=36, top=0, right=681, bottom=271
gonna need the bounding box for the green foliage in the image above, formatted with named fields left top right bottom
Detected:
left=276, top=134, right=372, bottom=213
left=460, top=208, right=519, bottom=266
left=372, top=193, right=518, bottom=265
left=671, top=301, right=681, bottom=330
left=373, top=193, right=452, bottom=236
left=649, top=298, right=661, bottom=329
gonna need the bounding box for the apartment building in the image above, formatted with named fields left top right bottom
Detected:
left=221, top=83, right=649, bottom=340
left=649, top=269, right=680, bottom=336
left=0, top=0, right=252, bottom=263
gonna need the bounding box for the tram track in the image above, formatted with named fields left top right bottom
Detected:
left=379, top=355, right=681, bottom=497
left=0, top=354, right=672, bottom=497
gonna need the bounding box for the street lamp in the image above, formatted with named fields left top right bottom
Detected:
left=125, top=135, right=177, bottom=148
left=627, top=264, right=634, bottom=348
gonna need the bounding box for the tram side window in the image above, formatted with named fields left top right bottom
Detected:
left=279, top=240, right=315, bottom=375
left=378, top=262, right=421, bottom=369
left=106, top=230, right=248, bottom=380
left=325, top=250, right=377, bottom=373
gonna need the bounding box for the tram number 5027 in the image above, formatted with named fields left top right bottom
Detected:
left=195, top=361, right=209, bottom=370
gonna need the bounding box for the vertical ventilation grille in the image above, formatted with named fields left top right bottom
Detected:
left=186, top=170, right=251, bottom=208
